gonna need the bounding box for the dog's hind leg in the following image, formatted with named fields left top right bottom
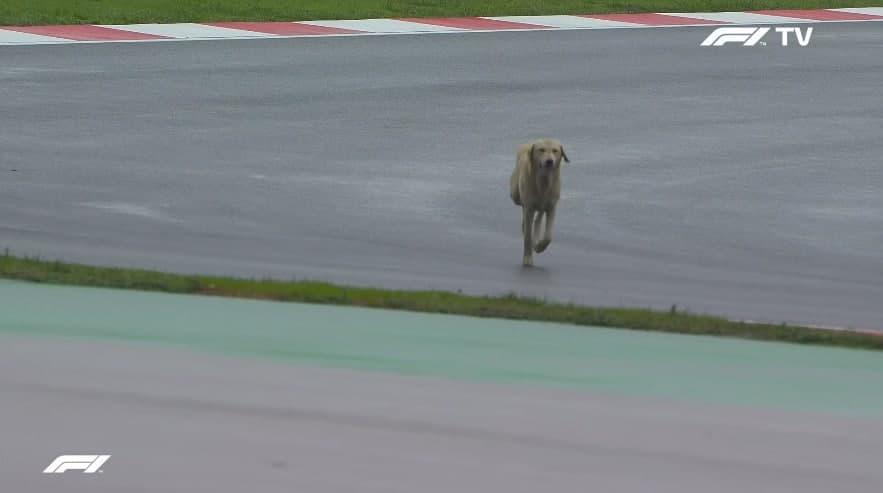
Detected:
left=532, top=211, right=544, bottom=250
left=534, top=205, right=555, bottom=253
left=522, top=207, right=535, bottom=267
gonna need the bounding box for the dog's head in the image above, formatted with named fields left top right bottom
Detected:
left=528, top=138, right=569, bottom=175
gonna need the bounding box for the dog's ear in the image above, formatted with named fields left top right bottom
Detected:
left=560, top=146, right=570, bottom=163
left=528, top=143, right=536, bottom=163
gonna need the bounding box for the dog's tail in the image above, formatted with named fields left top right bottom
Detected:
left=510, top=178, right=522, bottom=205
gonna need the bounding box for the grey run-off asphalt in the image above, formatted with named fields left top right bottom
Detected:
left=1, top=22, right=882, bottom=328
left=3, top=274, right=883, bottom=493
left=4, top=333, right=883, bottom=493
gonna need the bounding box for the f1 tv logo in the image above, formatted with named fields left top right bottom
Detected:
left=700, top=26, right=814, bottom=47
left=43, top=455, right=111, bottom=474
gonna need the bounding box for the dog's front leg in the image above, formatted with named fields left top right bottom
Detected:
left=534, top=204, right=555, bottom=253
left=522, top=206, right=535, bottom=267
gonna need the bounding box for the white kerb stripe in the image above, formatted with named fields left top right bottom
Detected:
left=487, top=15, right=644, bottom=28
left=832, top=7, right=883, bottom=16
left=0, top=29, right=69, bottom=44
left=100, top=23, right=274, bottom=39
left=668, top=12, right=812, bottom=24
left=299, top=18, right=466, bottom=32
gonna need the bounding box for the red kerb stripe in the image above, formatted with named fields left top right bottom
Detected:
left=2, top=24, right=168, bottom=40
left=580, top=13, right=725, bottom=25
left=203, top=21, right=363, bottom=35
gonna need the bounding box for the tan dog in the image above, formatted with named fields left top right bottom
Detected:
left=509, top=138, right=570, bottom=266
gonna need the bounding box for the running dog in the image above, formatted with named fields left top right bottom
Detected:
left=509, top=138, right=570, bottom=267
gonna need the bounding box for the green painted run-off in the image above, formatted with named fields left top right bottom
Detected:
left=2, top=279, right=882, bottom=417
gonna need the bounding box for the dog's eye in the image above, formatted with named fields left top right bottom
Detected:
left=552, top=149, right=559, bottom=153
left=538, top=148, right=545, bottom=152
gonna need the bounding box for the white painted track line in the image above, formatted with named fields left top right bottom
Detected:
left=300, top=18, right=466, bottom=33
left=833, top=7, right=883, bottom=16
left=487, top=15, right=643, bottom=29
left=0, top=30, right=67, bottom=44
left=665, top=12, right=815, bottom=24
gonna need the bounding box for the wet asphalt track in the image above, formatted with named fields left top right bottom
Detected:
left=2, top=22, right=882, bottom=328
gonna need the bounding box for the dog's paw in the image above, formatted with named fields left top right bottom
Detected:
left=522, top=255, right=534, bottom=267
left=534, top=238, right=551, bottom=253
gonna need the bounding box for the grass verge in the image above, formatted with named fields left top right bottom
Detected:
left=2, top=250, right=881, bottom=351
left=1, top=0, right=881, bottom=26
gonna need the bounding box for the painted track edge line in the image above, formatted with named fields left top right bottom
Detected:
left=1, top=8, right=883, bottom=45
left=2, top=18, right=881, bottom=46
left=0, top=23, right=829, bottom=46
left=1, top=19, right=881, bottom=45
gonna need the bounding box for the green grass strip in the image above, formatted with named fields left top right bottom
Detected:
left=2, top=0, right=882, bottom=26
left=1, top=250, right=880, bottom=351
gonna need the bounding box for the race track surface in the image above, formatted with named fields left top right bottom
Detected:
left=2, top=280, right=883, bottom=492
left=2, top=22, right=882, bottom=328
left=5, top=337, right=882, bottom=493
